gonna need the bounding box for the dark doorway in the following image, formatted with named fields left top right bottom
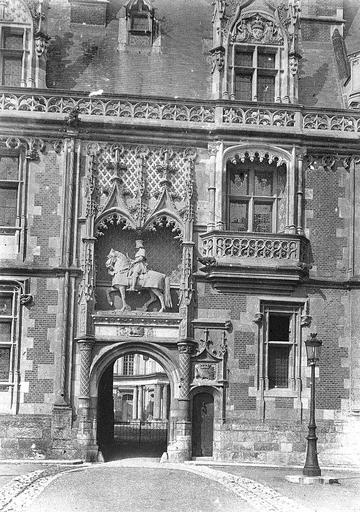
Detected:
left=192, top=392, right=214, bottom=457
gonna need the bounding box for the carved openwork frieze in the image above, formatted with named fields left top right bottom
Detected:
left=0, top=136, right=46, bottom=160
left=1, top=90, right=360, bottom=136
left=223, top=107, right=296, bottom=127
left=304, top=154, right=360, bottom=172
left=0, top=91, right=216, bottom=124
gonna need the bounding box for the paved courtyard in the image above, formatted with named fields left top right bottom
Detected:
left=0, top=460, right=359, bottom=512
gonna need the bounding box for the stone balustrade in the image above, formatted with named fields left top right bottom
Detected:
left=1, top=88, right=360, bottom=136
left=200, top=231, right=310, bottom=265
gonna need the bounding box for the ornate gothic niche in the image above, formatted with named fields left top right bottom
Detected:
left=218, top=0, right=301, bottom=103
left=94, top=217, right=183, bottom=313
left=191, top=329, right=228, bottom=389
left=117, top=0, right=161, bottom=53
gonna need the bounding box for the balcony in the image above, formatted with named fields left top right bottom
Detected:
left=1, top=87, right=360, bottom=140
left=199, top=231, right=311, bottom=294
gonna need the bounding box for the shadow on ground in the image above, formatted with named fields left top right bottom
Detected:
left=99, top=441, right=166, bottom=461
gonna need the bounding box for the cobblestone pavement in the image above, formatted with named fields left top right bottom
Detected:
left=0, top=460, right=312, bottom=512
left=0, top=465, right=77, bottom=512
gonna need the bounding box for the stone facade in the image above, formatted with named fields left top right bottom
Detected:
left=0, top=0, right=360, bottom=468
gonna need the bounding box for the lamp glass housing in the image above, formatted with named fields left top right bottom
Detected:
left=305, top=336, right=322, bottom=364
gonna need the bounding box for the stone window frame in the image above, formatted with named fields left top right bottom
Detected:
left=0, top=146, right=28, bottom=259
left=219, top=10, right=298, bottom=104
left=258, top=299, right=304, bottom=398
left=0, top=22, right=33, bottom=87
left=230, top=42, right=283, bottom=102
left=217, top=144, right=298, bottom=235
left=226, top=156, right=287, bottom=233
left=0, top=283, right=20, bottom=412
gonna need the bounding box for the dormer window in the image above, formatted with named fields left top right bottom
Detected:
left=228, top=14, right=284, bottom=102
left=119, top=0, right=160, bottom=50
left=128, top=0, right=154, bottom=42
left=130, top=6, right=150, bottom=33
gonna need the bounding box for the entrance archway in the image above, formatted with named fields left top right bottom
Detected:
left=192, top=391, right=214, bottom=457
left=90, top=342, right=179, bottom=461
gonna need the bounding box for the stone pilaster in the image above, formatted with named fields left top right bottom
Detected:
left=154, top=384, right=162, bottom=420
left=76, top=336, right=98, bottom=461
left=132, top=386, right=139, bottom=420
left=138, top=385, right=144, bottom=421
left=162, top=384, right=168, bottom=420
left=168, top=338, right=197, bottom=462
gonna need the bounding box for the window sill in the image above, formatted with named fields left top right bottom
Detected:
left=0, top=227, right=20, bottom=235
left=264, top=388, right=297, bottom=397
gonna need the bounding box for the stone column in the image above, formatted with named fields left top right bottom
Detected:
left=76, top=336, right=98, bottom=461
left=162, top=384, right=168, bottom=420
left=132, top=386, right=138, bottom=420
left=296, top=150, right=304, bottom=235
left=138, top=385, right=144, bottom=421
left=168, top=338, right=197, bottom=462
left=154, top=384, right=161, bottom=420
left=207, top=143, right=219, bottom=231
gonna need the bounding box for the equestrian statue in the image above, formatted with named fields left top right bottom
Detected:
left=105, top=240, right=172, bottom=312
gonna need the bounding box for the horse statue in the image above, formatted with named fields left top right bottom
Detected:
left=105, top=249, right=172, bottom=312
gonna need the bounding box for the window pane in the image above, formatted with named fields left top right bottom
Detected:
left=255, top=171, right=273, bottom=195
left=277, top=166, right=286, bottom=195
left=235, top=73, right=252, bottom=101
left=0, top=187, right=17, bottom=226
left=0, top=156, right=19, bottom=180
left=4, top=31, right=23, bottom=50
left=258, top=51, right=275, bottom=69
left=235, top=49, right=253, bottom=67
left=131, top=14, right=149, bottom=31
left=0, top=322, right=11, bottom=343
left=3, top=56, right=22, bottom=86
left=257, top=75, right=275, bottom=102
left=123, top=354, right=134, bottom=375
left=229, top=200, right=248, bottom=231
left=0, top=346, right=11, bottom=380
left=0, top=296, right=12, bottom=316
left=253, top=203, right=272, bottom=232
left=268, top=314, right=290, bottom=341
left=268, top=345, right=290, bottom=388
left=229, top=168, right=249, bottom=195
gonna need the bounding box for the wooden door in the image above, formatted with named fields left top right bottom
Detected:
left=192, top=392, right=214, bottom=457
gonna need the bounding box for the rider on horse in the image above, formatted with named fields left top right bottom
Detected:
left=128, top=239, right=148, bottom=291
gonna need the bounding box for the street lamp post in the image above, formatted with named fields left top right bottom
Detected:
left=303, top=333, right=322, bottom=477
